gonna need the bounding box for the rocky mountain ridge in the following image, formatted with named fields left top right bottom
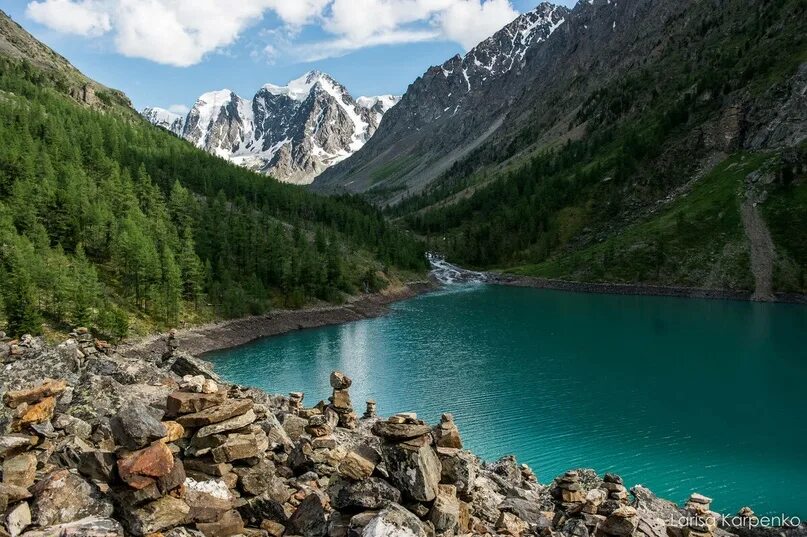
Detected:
left=311, top=2, right=569, bottom=200
left=143, top=72, right=400, bottom=185
left=1, top=331, right=803, bottom=537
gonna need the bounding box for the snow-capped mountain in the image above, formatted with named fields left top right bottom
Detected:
left=142, top=71, right=399, bottom=185
left=312, top=2, right=569, bottom=200
left=142, top=107, right=185, bottom=136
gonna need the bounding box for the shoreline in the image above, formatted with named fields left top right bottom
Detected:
left=488, top=272, right=807, bottom=304
left=118, top=279, right=437, bottom=361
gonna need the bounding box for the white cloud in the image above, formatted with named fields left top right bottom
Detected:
left=24, top=0, right=521, bottom=66
left=26, top=0, right=111, bottom=36
left=437, top=0, right=518, bottom=49
left=167, top=104, right=190, bottom=114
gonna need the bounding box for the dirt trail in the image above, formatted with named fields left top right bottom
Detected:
left=740, top=200, right=776, bottom=301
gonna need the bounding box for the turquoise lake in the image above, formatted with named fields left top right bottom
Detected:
left=207, top=284, right=807, bottom=518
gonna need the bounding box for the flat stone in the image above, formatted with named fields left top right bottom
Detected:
left=3, top=453, right=37, bottom=488
left=110, top=402, right=167, bottom=451
left=195, top=509, right=244, bottom=537
left=0, top=483, right=32, bottom=503
left=196, top=409, right=256, bottom=437
left=121, top=495, right=190, bottom=537
left=281, top=414, right=308, bottom=441
left=117, top=442, right=175, bottom=483
left=3, top=380, right=67, bottom=408
left=52, top=414, right=92, bottom=440
left=176, top=400, right=253, bottom=428
left=371, top=421, right=432, bottom=440
left=18, top=516, right=123, bottom=537
left=184, top=478, right=233, bottom=523
left=183, top=458, right=232, bottom=477
left=211, top=432, right=267, bottom=464
left=688, top=493, right=712, bottom=505
left=165, top=391, right=226, bottom=417
left=0, top=436, right=36, bottom=459
left=311, top=435, right=337, bottom=450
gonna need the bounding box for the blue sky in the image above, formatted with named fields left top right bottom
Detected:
left=4, top=0, right=576, bottom=113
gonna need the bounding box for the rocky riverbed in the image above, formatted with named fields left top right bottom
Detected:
left=0, top=330, right=803, bottom=537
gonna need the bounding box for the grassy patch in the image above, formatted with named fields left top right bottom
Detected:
left=508, top=153, right=772, bottom=289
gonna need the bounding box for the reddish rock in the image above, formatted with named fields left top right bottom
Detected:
left=117, top=442, right=175, bottom=484
left=3, top=379, right=67, bottom=408
left=176, top=400, right=253, bottom=428
left=165, top=391, right=226, bottom=417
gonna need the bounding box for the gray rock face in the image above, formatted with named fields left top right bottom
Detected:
left=328, top=476, right=402, bottom=511
left=141, top=72, right=399, bottom=185
left=109, top=402, right=166, bottom=450
left=31, top=470, right=113, bottom=527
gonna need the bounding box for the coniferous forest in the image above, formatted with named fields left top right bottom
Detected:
left=0, top=56, right=426, bottom=339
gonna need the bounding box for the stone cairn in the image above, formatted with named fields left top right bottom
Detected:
left=159, top=329, right=180, bottom=367
left=1, top=334, right=39, bottom=364
left=326, top=371, right=357, bottom=430
left=362, top=400, right=376, bottom=419
left=683, top=493, right=716, bottom=537
left=551, top=470, right=586, bottom=509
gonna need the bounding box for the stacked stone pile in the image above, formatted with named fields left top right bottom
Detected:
left=1, top=333, right=804, bottom=537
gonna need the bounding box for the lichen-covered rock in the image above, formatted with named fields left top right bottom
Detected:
left=30, top=470, right=113, bottom=527
left=286, top=494, right=327, bottom=537
left=362, top=503, right=430, bottom=537
left=328, top=476, right=401, bottom=511
left=120, top=495, right=190, bottom=537
left=381, top=440, right=441, bottom=502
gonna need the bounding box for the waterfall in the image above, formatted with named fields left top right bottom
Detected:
left=427, top=253, right=489, bottom=284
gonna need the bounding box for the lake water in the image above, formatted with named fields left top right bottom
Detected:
left=207, top=284, right=807, bottom=518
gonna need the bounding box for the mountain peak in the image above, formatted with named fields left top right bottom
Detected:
left=262, top=70, right=338, bottom=102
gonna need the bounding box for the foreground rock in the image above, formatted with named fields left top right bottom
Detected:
left=1, top=333, right=803, bottom=537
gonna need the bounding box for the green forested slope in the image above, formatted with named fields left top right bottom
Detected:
left=0, top=56, right=426, bottom=339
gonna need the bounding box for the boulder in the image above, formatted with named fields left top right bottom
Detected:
left=121, top=495, right=190, bottom=537
left=601, top=506, right=639, bottom=537
left=3, top=453, right=37, bottom=488
left=381, top=442, right=441, bottom=502
left=328, top=477, right=401, bottom=511
left=362, top=503, right=430, bottom=537
left=499, top=497, right=552, bottom=527
left=110, top=402, right=166, bottom=450
left=281, top=414, right=308, bottom=441
left=17, top=516, right=124, bottom=537
left=439, top=448, right=477, bottom=495
left=496, top=511, right=528, bottom=536
left=161, top=421, right=185, bottom=442
left=286, top=494, right=327, bottom=537
left=31, top=470, right=113, bottom=527
left=0, top=436, right=36, bottom=459
left=0, top=483, right=32, bottom=503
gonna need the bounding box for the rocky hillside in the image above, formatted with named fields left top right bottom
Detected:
left=143, top=72, right=400, bottom=185
left=1, top=331, right=803, bottom=537
left=312, top=2, right=568, bottom=200
left=0, top=9, right=131, bottom=111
